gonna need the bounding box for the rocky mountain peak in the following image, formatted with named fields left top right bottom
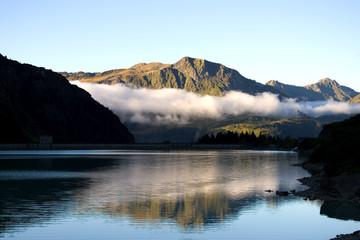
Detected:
left=266, top=80, right=280, bottom=87
left=173, top=57, right=225, bottom=81
left=304, top=78, right=358, bottom=101
left=316, top=78, right=339, bottom=86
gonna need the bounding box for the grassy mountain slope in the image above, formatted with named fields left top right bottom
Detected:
left=61, top=57, right=282, bottom=96
left=0, top=54, right=134, bottom=143
left=212, top=117, right=323, bottom=137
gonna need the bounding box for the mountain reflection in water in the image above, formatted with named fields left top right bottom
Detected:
left=70, top=151, right=309, bottom=228
left=4, top=150, right=358, bottom=240
left=0, top=150, right=310, bottom=234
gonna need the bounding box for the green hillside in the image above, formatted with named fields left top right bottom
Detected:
left=212, top=117, right=323, bottom=137
left=127, top=115, right=328, bottom=143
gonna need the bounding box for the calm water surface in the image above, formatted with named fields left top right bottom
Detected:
left=0, top=150, right=359, bottom=239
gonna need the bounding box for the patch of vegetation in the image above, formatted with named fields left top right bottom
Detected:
left=211, top=117, right=323, bottom=138
left=198, top=130, right=298, bottom=149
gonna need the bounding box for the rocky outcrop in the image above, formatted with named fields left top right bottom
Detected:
left=296, top=172, right=360, bottom=202
left=0, top=54, right=134, bottom=143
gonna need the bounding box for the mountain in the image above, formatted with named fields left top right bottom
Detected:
left=266, top=80, right=325, bottom=101
left=267, top=78, right=359, bottom=102
left=305, top=78, right=358, bottom=101
left=61, top=57, right=283, bottom=96
left=60, top=57, right=360, bottom=143
left=63, top=58, right=358, bottom=102
left=0, top=54, right=134, bottom=143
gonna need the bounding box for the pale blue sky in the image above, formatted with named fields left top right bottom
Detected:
left=1, top=0, right=359, bottom=90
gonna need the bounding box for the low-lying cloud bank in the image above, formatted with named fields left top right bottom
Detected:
left=72, top=82, right=360, bottom=125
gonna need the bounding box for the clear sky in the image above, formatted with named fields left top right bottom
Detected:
left=1, top=0, right=359, bottom=90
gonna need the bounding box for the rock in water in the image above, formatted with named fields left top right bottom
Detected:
left=276, top=191, right=289, bottom=196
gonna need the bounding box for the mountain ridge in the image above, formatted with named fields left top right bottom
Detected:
left=266, top=78, right=359, bottom=102
left=266, top=80, right=325, bottom=101
left=61, top=57, right=283, bottom=97
left=61, top=57, right=359, bottom=102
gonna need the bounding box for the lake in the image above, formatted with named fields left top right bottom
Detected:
left=0, top=150, right=359, bottom=239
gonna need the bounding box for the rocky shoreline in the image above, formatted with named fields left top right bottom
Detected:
left=295, top=162, right=360, bottom=240
left=330, top=231, right=360, bottom=240
left=295, top=162, right=360, bottom=203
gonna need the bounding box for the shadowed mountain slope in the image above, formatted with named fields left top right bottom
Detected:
left=0, top=54, right=134, bottom=143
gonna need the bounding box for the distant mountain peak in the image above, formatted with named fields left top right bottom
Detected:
left=174, top=56, right=224, bottom=69
left=177, top=56, right=195, bottom=63
left=130, top=63, right=147, bottom=69
left=266, top=80, right=281, bottom=87
left=265, top=78, right=359, bottom=102
left=316, top=78, right=339, bottom=86
left=128, top=62, right=170, bottom=73
left=175, top=56, right=208, bottom=65
left=173, top=57, right=225, bottom=82
left=303, top=78, right=358, bottom=101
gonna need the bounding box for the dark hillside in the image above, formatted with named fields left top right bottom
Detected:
left=0, top=54, right=134, bottom=143
left=310, top=114, right=360, bottom=176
